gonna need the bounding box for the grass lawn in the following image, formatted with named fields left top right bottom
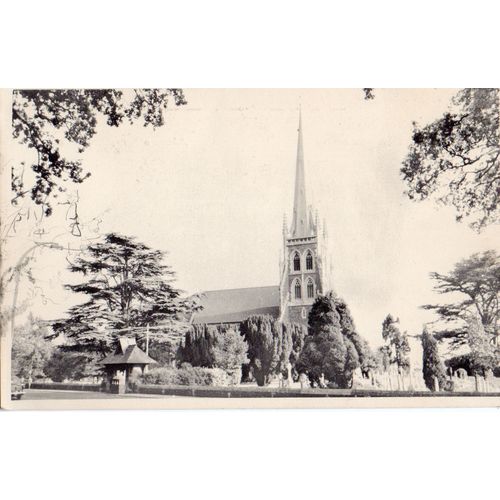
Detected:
left=18, top=389, right=183, bottom=400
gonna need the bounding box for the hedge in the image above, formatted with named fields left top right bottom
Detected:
left=140, top=366, right=240, bottom=387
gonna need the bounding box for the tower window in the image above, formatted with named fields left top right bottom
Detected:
left=307, top=278, right=314, bottom=298
left=294, top=280, right=302, bottom=299
left=306, top=251, right=313, bottom=270
left=293, top=252, right=301, bottom=271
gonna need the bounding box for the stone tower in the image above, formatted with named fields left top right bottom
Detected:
left=279, top=112, right=331, bottom=326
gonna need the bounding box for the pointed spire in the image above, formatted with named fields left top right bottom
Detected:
left=290, top=109, right=309, bottom=238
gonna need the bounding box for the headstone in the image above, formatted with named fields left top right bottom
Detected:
left=433, top=375, right=439, bottom=392
left=287, top=362, right=293, bottom=384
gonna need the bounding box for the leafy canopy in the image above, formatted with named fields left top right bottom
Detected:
left=401, top=88, right=499, bottom=231
left=44, top=349, right=91, bottom=382
left=11, top=315, right=53, bottom=380
left=12, top=89, right=186, bottom=216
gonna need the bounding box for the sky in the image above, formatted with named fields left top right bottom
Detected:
left=3, top=89, right=498, bottom=359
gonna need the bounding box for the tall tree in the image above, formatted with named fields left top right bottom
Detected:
left=52, top=233, right=197, bottom=355
left=240, top=315, right=283, bottom=386
left=298, top=325, right=349, bottom=387
left=421, top=327, right=446, bottom=391
left=297, top=293, right=365, bottom=388
left=424, top=250, right=499, bottom=348
left=401, top=88, right=499, bottom=231
left=289, top=322, right=307, bottom=378
left=11, top=89, right=186, bottom=217
left=11, top=315, right=53, bottom=381
left=335, top=297, right=377, bottom=378
left=381, top=314, right=410, bottom=375
left=467, top=315, right=498, bottom=377
left=177, top=323, right=216, bottom=368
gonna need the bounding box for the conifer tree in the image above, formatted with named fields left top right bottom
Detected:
left=421, top=327, right=446, bottom=391
left=177, top=323, right=216, bottom=367
left=241, top=315, right=281, bottom=386
left=53, top=233, right=197, bottom=356
left=381, top=314, right=411, bottom=375
left=297, top=292, right=367, bottom=388
left=289, top=323, right=307, bottom=377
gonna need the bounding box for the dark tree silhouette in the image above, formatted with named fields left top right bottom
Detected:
left=421, top=327, right=446, bottom=391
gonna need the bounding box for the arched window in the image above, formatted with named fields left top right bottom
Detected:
left=307, top=278, right=314, bottom=298
left=294, top=279, right=302, bottom=300
left=306, top=251, right=313, bottom=270
left=293, top=252, right=301, bottom=271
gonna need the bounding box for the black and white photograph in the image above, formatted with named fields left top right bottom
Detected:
left=1, top=88, right=498, bottom=409
left=1, top=3, right=500, bottom=499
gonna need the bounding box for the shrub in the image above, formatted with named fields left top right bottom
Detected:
left=211, top=327, right=248, bottom=371
left=140, top=366, right=236, bottom=387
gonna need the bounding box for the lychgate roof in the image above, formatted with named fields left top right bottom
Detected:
left=100, top=344, right=157, bottom=366
left=192, top=285, right=280, bottom=324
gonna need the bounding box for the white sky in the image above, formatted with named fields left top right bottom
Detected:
left=3, top=89, right=498, bottom=358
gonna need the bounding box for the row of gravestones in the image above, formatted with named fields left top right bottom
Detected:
left=374, top=369, right=426, bottom=392
left=372, top=369, right=494, bottom=393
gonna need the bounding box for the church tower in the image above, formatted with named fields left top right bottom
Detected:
left=279, top=112, right=331, bottom=326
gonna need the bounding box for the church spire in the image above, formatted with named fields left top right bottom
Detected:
left=290, top=110, right=309, bottom=238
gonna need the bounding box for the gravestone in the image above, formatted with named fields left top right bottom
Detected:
left=299, top=373, right=308, bottom=389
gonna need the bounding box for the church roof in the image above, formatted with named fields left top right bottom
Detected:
left=192, top=285, right=280, bottom=324
left=100, top=344, right=157, bottom=366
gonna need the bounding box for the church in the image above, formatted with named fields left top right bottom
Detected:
left=191, top=113, right=332, bottom=327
